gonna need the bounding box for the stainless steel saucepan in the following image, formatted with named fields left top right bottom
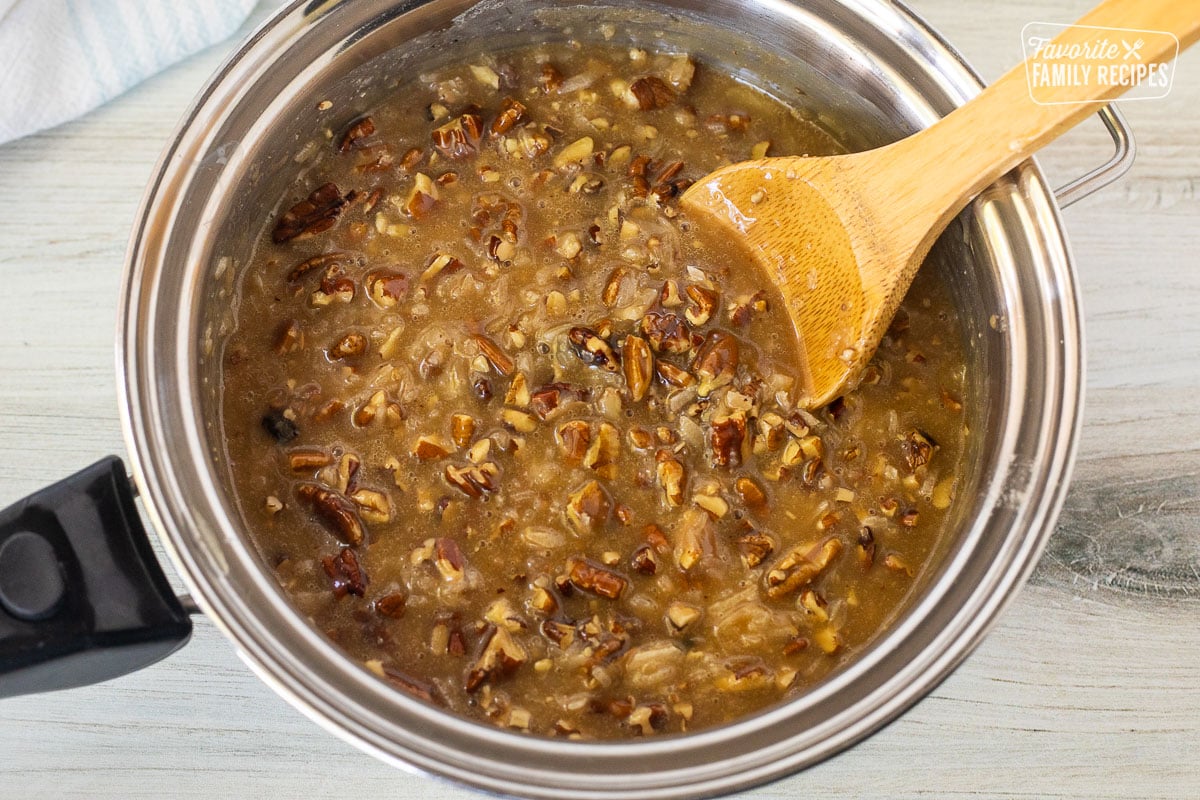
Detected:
left=0, top=1, right=1132, bottom=797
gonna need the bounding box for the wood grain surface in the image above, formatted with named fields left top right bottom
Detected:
left=0, top=1, right=1196, bottom=797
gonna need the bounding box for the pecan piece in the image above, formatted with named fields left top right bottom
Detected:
left=630, top=544, right=658, bottom=575
left=566, top=557, right=627, bottom=599
left=765, top=538, right=842, bottom=598
left=404, top=172, right=439, bottom=219
left=444, top=463, right=499, bottom=498
left=338, top=116, right=375, bottom=152
left=654, top=449, right=686, bottom=507
left=322, top=547, right=367, bottom=598
left=329, top=331, right=366, bottom=360
left=565, top=480, right=611, bottom=534
left=450, top=414, right=477, bottom=448
left=735, top=476, right=767, bottom=507
left=364, top=270, right=409, bottom=307
left=375, top=592, right=408, bottom=619
left=568, top=327, right=620, bottom=372
left=382, top=664, right=443, bottom=705
left=640, top=311, right=697, bottom=354
left=583, top=422, right=619, bottom=477
left=285, top=251, right=354, bottom=283
left=471, top=334, right=515, bottom=376
left=539, top=62, right=563, bottom=93
left=272, top=183, right=351, bottom=244
left=296, top=483, right=365, bottom=545
left=434, top=537, right=466, bottom=581
left=490, top=97, right=527, bottom=135
left=709, top=412, right=747, bottom=467
left=684, top=284, right=719, bottom=326
left=556, top=419, right=591, bottom=461
left=431, top=113, right=483, bottom=159
left=655, top=360, right=695, bottom=388
left=621, top=335, right=654, bottom=402
left=465, top=625, right=527, bottom=692
left=692, top=330, right=739, bottom=396
left=902, top=429, right=938, bottom=470
left=626, top=76, right=675, bottom=110
left=738, top=529, right=776, bottom=568
left=530, top=382, right=586, bottom=419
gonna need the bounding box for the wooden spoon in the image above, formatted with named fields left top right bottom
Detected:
left=681, top=0, right=1199, bottom=408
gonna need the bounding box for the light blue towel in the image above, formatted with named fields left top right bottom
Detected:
left=0, top=0, right=259, bottom=145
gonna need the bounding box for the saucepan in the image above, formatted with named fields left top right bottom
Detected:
left=0, top=0, right=1132, bottom=797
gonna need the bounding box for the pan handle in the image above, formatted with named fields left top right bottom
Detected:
left=1053, top=103, right=1136, bottom=208
left=0, top=457, right=192, bottom=698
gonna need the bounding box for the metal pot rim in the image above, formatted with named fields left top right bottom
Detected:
left=116, top=1, right=1084, bottom=797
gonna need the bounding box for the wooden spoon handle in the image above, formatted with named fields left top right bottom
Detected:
left=888, top=0, right=1200, bottom=241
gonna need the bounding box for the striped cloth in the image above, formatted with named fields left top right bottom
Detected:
left=0, top=0, right=259, bottom=145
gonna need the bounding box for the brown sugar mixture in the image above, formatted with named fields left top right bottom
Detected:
left=220, top=42, right=969, bottom=739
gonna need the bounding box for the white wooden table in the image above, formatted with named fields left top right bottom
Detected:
left=1, top=1, right=1197, bottom=797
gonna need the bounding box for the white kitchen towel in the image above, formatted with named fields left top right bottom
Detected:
left=0, top=0, right=259, bottom=145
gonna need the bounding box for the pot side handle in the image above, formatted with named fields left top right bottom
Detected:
left=0, top=457, right=192, bottom=698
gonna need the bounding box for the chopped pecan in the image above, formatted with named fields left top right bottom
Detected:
left=693, top=331, right=739, bottom=396
left=583, top=422, right=619, bottom=476
left=630, top=545, right=657, bottom=575
left=626, top=76, right=675, bottom=110
left=538, top=62, right=563, bottom=93
left=709, top=412, right=747, bottom=467
left=338, top=116, right=375, bottom=152
left=364, top=270, right=409, bottom=307
left=444, top=463, right=499, bottom=497
left=556, top=419, right=591, bottom=461
left=621, top=335, right=654, bottom=402
left=685, top=285, right=719, bottom=327
left=288, top=448, right=331, bottom=471
left=329, top=331, right=367, bottom=360
left=640, top=311, right=698, bottom=354
left=285, top=251, right=354, bottom=283
left=902, top=429, right=937, bottom=470
left=654, top=449, right=686, bottom=506
left=404, top=172, right=439, bottom=219
left=466, top=625, right=528, bottom=692
left=375, top=592, right=407, bottom=619
left=322, top=547, right=367, bottom=598
left=857, top=526, right=876, bottom=568
left=490, top=97, right=527, bottom=135
left=565, top=480, right=611, bottom=533
left=738, top=529, right=775, bottom=568
left=471, top=334, right=515, bottom=376
left=735, top=476, right=767, bottom=507
left=530, top=382, right=586, bottom=419
left=568, top=327, right=620, bottom=372
left=655, top=359, right=695, bottom=388
left=272, top=183, right=352, bottom=244
left=450, top=414, right=476, bottom=448
left=297, top=483, right=365, bottom=545
left=412, top=434, right=451, bottom=461
left=566, top=557, right=627, bottom=599
left=602, top=267, right=628, bottom=306
left=765, top=538, right=842, bottom=598
left=434, top=537, right=467, bottom=581
left=431, top=112, right=483, bottom=159
left=382, top=664, right=443, bottom=705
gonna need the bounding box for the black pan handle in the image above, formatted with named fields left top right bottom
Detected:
left=0, top=457, right=192, bottom=698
